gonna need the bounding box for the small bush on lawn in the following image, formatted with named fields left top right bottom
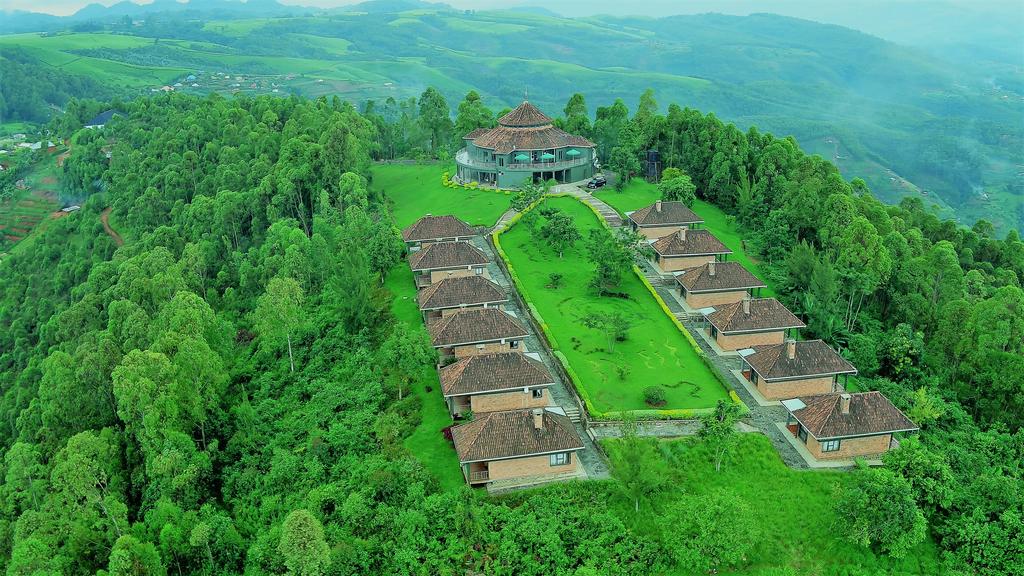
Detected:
left=644, top=386, right=667, bottom=407
left=547, top=272, right=563, bottom=289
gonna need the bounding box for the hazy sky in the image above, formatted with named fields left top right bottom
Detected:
left=4, top=0, right=1020, bottom=28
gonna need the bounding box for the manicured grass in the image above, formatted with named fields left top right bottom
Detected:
left=596, top=179, right=776, bottom=295
left=604, top=434, right=942, bottom=575
left=500, top=196, right=729, bottom=413
left=371, top=164, right=511, bottom=228
left=384, top=264, right=465, bottom=491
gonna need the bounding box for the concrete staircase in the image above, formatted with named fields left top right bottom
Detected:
left=562, top=405, right=582, bottom=423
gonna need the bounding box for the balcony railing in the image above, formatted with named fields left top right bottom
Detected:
left=469, top=470, right=490, bottom=482
left=456, top=148, right=587, bottom=171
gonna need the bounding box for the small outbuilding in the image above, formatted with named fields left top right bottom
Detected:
left=440, top=351, right=554, bottom=417
left=676, top=261, right=766, bottom=309
left=741, top=339, right=857, bottom=400
left=408, top=241, right=489, bottom=288
left=428, top=307, right=528, bottom=359
left=628, top=200, right=704, bottom=239
left=703, top=296, right=805, bottom=351
left=650, top=228, right=731, bottom=273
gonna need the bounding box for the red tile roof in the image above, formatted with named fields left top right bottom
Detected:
left=402, top=215, right=475, bottom=242
left=705, top=298, right=805, bottom=333
left=417, top=275, right=507, bottom=311
left=471, top=125, right=595, bottom=154
left=786, top=391, right=918, bottom=440
left=408, top=241, right=488, bottom=271
left=629, top=201, right=704, bottom=227
left=463, top=128, right=490, bottom=140
left=497, top=101, right=553, bottom=127
left=452, top=408, right=583, bottom=463
left=652, top=229, right=731, bottom=257
left=746, top=339, right=857, bottom=381
left=677, top=261, right=765, bottom=293
left=428, top=307, right=528, bottom=347
left=440, top=352, right=553, bottom=396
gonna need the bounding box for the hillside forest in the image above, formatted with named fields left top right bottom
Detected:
left=0, top=88, right=1021, bottom=575
left=1, top=5, right=1021, bottom=232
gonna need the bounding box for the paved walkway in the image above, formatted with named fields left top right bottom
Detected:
left=552, top=183, right=623, bottom=227
left=469, top=236, right=611, bottom=480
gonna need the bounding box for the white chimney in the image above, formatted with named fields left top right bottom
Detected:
left=742, top=296, right=751, bottom=315
left=708, top=261, right=716, bottom=276
left=786, top=339, right=796, bottom=360
left=840, top=393, right=851, bottom=415
left=655, top=200, right=662, bottom=212
left=678, top=228, right=687, bottom=242
left=533, top=408, right=544, bottom=430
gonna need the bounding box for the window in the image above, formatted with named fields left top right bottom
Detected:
left=510, top=340, right=520, bottom=349
left=550, top=452, right=570, bottom=466
left=797, top=425, right=807, bottom=443
left=821, top=439, right=841, bottom=452
left=475, top=267, right=483, bottom=275
left=532, top=389, right=543, bottom=399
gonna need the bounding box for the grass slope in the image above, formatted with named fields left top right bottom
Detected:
left=605, top=434, right=942, bottom=575
left=371, top=163, right=510, bottom=228
left=596, top=180, right=776, bottom=296
left=500, top=196, right=729, bottom=413
left=384, top=263, right=464, bottom=491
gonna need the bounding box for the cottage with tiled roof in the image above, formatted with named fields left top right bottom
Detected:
left=408, top=241, right=489, bottom=287
left=455, top=101, right=597, bottom=188
left=628, top=200, right=704, bottom=239
left=782, top=392, right=918, bottom=460
left=741, top=339, right=857, bottom=400
left=651, top=228, right=732, bottom=273
left=452, top=408, right=585, bottom=486
left=417, top=275, right=508, bottom=323
left=703, top=296, right=805, bottom=351
left=440, top=352, right=554, bottom=416
left=428, top=307, right=528, bottom=358
left=676, top=261, right=766, bottom=309
left=401, top=214, right=476, bottom=247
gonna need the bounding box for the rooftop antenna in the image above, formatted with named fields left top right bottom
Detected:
left=524, top=87, right=528, bottom=102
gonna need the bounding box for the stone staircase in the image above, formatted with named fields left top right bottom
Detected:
left=562, top=405, right=582, bottom=424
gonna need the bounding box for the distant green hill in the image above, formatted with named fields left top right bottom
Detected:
left=3, top=8, right=1021, bottom=231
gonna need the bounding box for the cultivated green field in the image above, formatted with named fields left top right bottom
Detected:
left=371, top=163, right=511, bottom=228
left=605, top=434, right=942, bottom=575
left=596, top=180, right=776, bottom=295
left=1, top=153, right=61, bottom=249
left=500, top=196, right=729, bottom=414
left=384, top=263, right=464, bottom=491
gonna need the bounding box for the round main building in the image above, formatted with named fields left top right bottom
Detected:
left=455, top=101, right=597, bottom=188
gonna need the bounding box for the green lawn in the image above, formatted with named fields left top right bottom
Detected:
left=371, top=164, right=511, bottom=228
left=499, top=196, right=729, bottom=414
left=605, top=434, right=942, bottom=575
left=596, top=179, right=776, bottom=295
left=384, top=263, right=465, bottom=491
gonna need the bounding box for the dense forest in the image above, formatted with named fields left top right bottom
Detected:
left=0, top=50, right=116, bottom=125
left=0, top=89, right=1021, bottom=574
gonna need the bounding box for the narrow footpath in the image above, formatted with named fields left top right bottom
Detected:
left=490, top=180, right=813, bottom=470
left=100, top=207, right=124, bottom=247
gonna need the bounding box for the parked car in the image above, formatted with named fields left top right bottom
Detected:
left=586, top=175, right=607, bottom=189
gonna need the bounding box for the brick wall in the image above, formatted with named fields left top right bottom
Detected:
left=715, top=330, right=786, bottom=351
left=429, top=267, right=487, bottom=283
left=685, top=289, right=749, bottom=309
left=470, top=388, right=548, bottom=413
left=806, top=433, right=892, bottom=460
left=656, top=254, right=715, bottom=273
left=756, top=376, right=835, bottom=400
left=486, top=451, right=579, bottom=481
left=637, top=225, right=687, bottom=240
left=453, top=341, right=518, bottom=358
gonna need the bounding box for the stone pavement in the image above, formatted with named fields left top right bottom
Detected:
left=469, top=235, right=611, bottom=480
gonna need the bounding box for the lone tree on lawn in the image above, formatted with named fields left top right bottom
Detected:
left=538, top=209, right=581, bottom=258
left=658, top=167, right=697, bottom=206
left=612, top=414, right=668, bottom=513
left=253, top=276, right=306, bottom=373
left=585, top=228, right=634, bottom=296
left=698, top=399, right=742, bottom=472
left=581, top=310, right=631, bottom=352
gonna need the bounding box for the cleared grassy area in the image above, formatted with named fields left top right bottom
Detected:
left=596, top=179, right=776, bottom=295
left=604, top=434, right=942, bottom=575
left=500, top=196, right=729, bottom=414
left=1, top=153, right=61, bottom=247
left=371, top=164, right=511, bottom=228
left=385, top=257, right=464, bottom=491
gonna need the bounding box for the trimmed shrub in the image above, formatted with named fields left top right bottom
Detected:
left=644, top=386, right=668, bottom=407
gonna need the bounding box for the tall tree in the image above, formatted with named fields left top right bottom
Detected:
left=452, top=90, right=494, bottom=149
left=698, top=400, right=742, bottom=472
left=417, top=87, right=453, bottom=156
left=278, top=509, right=331, bottom=576
left=253, top=276, right=306, bottom=373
